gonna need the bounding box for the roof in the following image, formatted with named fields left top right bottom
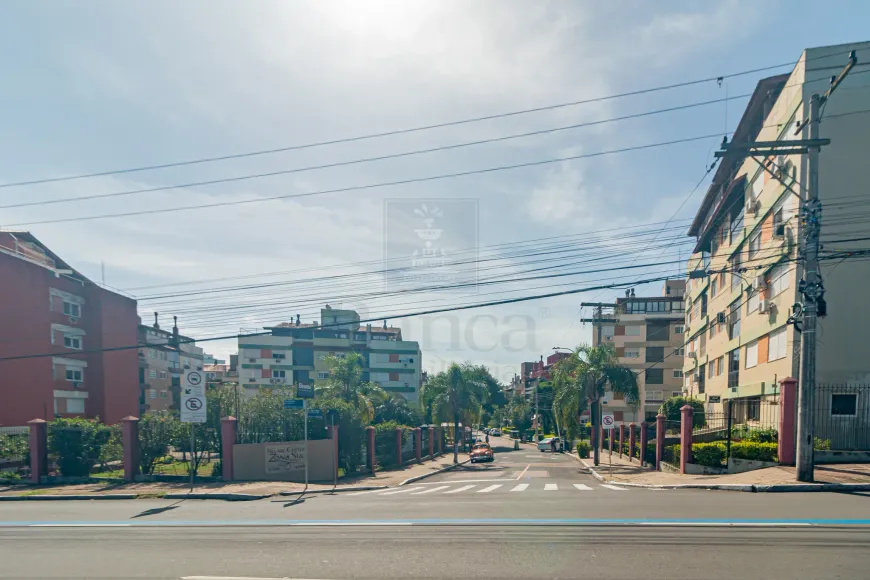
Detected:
left=0, top=230, right=82, bottom=279
left=688, top=74, right=789, bottom=238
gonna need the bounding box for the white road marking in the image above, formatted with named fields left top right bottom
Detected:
left=637, top=522, right=813, bottom=527
left=29, top=523, right=132, bottom=527
left=444, top=485, right=476, bottom=494
left=412, top=478, right=516, bottom=484
left=573, top=484, right=593, bottom=491
left=410, top=485, right=450, bottom=495
left=515, top=464, right=531, bottom=480
left=344, top=488, right=388, bottom=496
left=183, top=577, right=333, bottom=580
left=544, top=483, right=558, bottom=491
left=509, top=483, right=529, bottom=492
left=378, top=487, right=420, bottom=495
left=477, top=484, right=503, bottom=493
left=600, top=484, right=626, bottom=491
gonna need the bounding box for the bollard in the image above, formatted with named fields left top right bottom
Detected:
left=27, top=419, right=47, bottom=484
left=639, top=422, right=648, bottom=468
left=414, top=427, right=422, bottom=464
left=778, top=377, right=798, bottom=466
left=680, top=405, right=694, bottom=474
left=121, top=416, right=140, bottom=482
left=366, top=426, right=376, bottom=474
left=220, top=417, right=238, bottom=481
left=655, top=414, right=665, bottom=471
left=618, top=424, right=625, bottom=458
left=629, top=422, right=637, bottom=462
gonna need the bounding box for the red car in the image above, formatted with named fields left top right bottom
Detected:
left=470, top=443, right=494, bottom=463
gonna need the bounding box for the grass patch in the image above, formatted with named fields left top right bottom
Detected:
left=91, top=460, right=216, bottom=479
left=19, top=489, right=49, bottom=496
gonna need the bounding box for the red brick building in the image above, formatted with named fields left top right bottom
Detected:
left=0, top=231, right=139, bottom=426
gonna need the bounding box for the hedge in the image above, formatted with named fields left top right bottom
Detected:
left=576, top=441, right=591, bottom=458
left=692, top=442, right=726, bottom=467
left=730, top=441, right=777, bottom=462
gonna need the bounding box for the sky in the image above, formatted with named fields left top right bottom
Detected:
left=1, top=1, right=868, bottom=383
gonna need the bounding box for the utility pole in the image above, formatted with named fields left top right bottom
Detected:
left=795, top=93, right=822, bottom=482
left=579, top=302, right=616, bottom=466
left=534, top=379, right=540, bottom=443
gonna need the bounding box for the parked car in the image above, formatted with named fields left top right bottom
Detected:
left=470, top=443, right=494, bottom=463
left=491, top=430, right=501, bottom=437
left=537, top=437, right=561, bottom=452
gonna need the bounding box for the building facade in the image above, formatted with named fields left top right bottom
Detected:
left=237, top=307, right=423, bottom=402
left=683, top=43, right=870, bottom=423
left=0, top=231, right=139, bottom=426
left=137, top=315, right=204, bottom=414
left=592, top=280, right=687, bottom=423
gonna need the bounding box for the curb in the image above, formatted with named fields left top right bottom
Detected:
left=0, top=494, right=139, bottom=501
left=164, top=492, right=271, bottom=501
left=399, top=458, right=472, bottom=486
left=576, top=457, right=607, bottom=482
left=278, top=486, right=388, bottom=496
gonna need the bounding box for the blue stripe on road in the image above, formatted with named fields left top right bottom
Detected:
left=2, top=517, right=870, bottom=527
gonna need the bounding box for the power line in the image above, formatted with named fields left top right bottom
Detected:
left=5, top=133, right=723, bottom=227
left=0, top=95, right=751, bottom=210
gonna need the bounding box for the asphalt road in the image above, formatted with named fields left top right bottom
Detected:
left=2, top=440, right=870, bottom=578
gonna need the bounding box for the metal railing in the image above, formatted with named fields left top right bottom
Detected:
left=813, top=384, right=870, bottom=451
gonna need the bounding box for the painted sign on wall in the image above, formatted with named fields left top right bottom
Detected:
left=265, top=443, right=306, bottom=474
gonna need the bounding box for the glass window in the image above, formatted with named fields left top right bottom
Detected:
left=708, top=363, right=715, bottom=379
left=601, top=325, right=615, bottom=337
left=625, top=325, right=641, bottom=336
left=728, top=300, right=742, bottom=339
left=624, top=349, right=641, bottom=358
left=717, top=356, right=725, bottom=376
left=673, top=370, right=683, bottom=378
left=65, top=368, right=83, bottom=382
left=768, top=327, right=788, bottom=361
left=645, top=368, right=664, bottom=384
left=770, top=263, right=790, bottom=297
left=831, top=394, right=857, bottom=416
left=747, top=291, right=760, bottom=313
left=745, top=340, right=759, bottom=369
left=63, top=301, right=81, bottom=317
left=751, top=173, right=764, bottom=200
left=63, top=335, right=82, bottom=350
left=731, top=209, right=745, bottom=242
left=673, top=347, right=684, bottom=356
left=711, top=277, right=718, bottom=296
left=317, top=371, right=330, bottom=380
left=748, top=232, right=761, bottom=258
left=149, top=370, right=157, bottom=379
left=66, top=398, right=85, bottom=414
left=731, top=251, right=743, bottom=291
left=273, top=370, right=286, bottom=378
left=673, top=325, right=684, bottom=334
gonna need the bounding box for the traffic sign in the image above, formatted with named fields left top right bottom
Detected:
left=181, top=369, right=207, bottom=423
left=307, top=408, right=323, bottom=418
left=602, top=414, right=615, bottom=429
left=297, top=384, right=315, bottom=398
left=284, top=398, right=305, bottom=410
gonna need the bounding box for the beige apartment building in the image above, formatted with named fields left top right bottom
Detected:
left=683, top=42, right=870, bottom=422
left=592, top=280, right=686, bottom=423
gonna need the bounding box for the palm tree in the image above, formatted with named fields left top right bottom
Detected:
left=425, top=363, right=489, bottom=463
left=552, top=344, right=639, bottom=466
left=317, top=353, right=387, bottom=423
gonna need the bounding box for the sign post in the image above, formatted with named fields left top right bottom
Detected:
left=303, top=399, right=309, bottom=489
left=602, top=413, right=615, bottom=479
left=181, top=370, right=207, bottom=490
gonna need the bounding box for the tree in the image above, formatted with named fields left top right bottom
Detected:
left=658, top=396, right=706, bottom=430
left=425, top=363, right=489, bottom=463
left=507, top=394, right=533, bottom=433
left=318, top=353, right=388, bottom=423
left=138, top=412, right=177, bottom=475
left=551, top=344, right=639, bottom=466
left=374, top=395, right=421, bottom=426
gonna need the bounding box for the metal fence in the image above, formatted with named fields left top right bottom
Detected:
left=421, top=428, right=430, bottom=457
left=400, top=428, right=416, bottom=463
left=813, top=384, right=870, bottom=451
left=47, top=424, right=124, bottom=477
left=374, top=428, right=398, bottom=468
left=0, top=430, right=30, bottom=480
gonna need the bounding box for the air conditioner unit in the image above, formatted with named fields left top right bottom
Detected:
left=752, top=276, right=766, bottom=290
left=68, top=316, right=79, bottom=324
left=71, top=381, right=80, bottom=389
left=687, top=352, right=697, bottom=359
left=269, top=378, right=276, bottom=384
left=745, top=200, right=759, bottom=215
left=716, top=312, right=726, bottom=324
left=759, top=299, right=770, bottom=314
left=249, top=358, right=256, bottom=363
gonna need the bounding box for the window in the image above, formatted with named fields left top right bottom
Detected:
left=708, top=363, right=715, bottom=379
left=273, top=353, right=286, bottom=360
left=768, top=327, right=788, bottom=361
left=625, top=325, right=641, bottom=336
left=748, top=232, right=761, bottom=258
left=65, top=368, right=83, bottom=382
left=646, top=321, right=669, bottom=341
left=159, top=371, right=167, bottom=379
left=751, top=173, right=764, bottom=200
left=673, top=347, right=685, bottom=356
left=728, top=300, right=742, bottom=339
left=745, top=340, right=759, bottom=369
left=601, top=325, right=615, bottom=338
left=747, top=291, right=760, bottom=313
left=728, top=349, right=740, bottom=388
left=273, top=370, right=287, bottom=379
left=63, top=334, right=82, bottom=350
left=66, top=398, right=85, bottom=414
left=160, top=391, right=168, bottom=399
left=317, top=371, right=330, bottom=380
left=645, top=368, right=664, bottom=385
left=709, top=323, right=717, bottom=339
left=672, top=370, right=683, bottom=378
left=730, top=209, right=745, bottom=243
left=770, top=263, right=790, bottom=297
left=645, top=347, right=664, bottom=363
left=389, top=353, right=400, bottom=363
left=673, top=325, right=684, bottom=335
left=647, top=390, right=664, bottom=402
left=711, top=276, right=718, bottom=296
left=389, top=372, right=400, bottom=381
left=624, top=349, right=641, bottom=358
left=672, top=301, right=685, bottom=312
left=149, top=370, right=157, bottom=379
left=63, top=301, right=81, bottom=317
left=831, top=394, right=857, bottom=416
left=716, top=356, right=724, bottom=376
left=772, top=206, right=785, bottom=236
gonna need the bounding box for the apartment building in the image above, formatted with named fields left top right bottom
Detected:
left=138, top=315, right=204, bottom=414
left=237, top=306, right=423, bottom=402
left=592, top=280, right=687, bottom=423
left=683, top=42, right=870, bottom=417
left=0, top=231, right=139, bottom=426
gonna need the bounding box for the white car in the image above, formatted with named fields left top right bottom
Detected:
left=537, top=437, right=560, bottom=452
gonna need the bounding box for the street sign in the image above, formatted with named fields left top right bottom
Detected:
left=297, top=384, right=315, bottom=398
left=307, top=408, right=323, bottom=418
left=284, top=398, right=305, bottom=410
left=180, top=370, right=207, bottom=423
left=602, top=414, right=615, bottom=429
left=708, top=395, right=721, bottom=403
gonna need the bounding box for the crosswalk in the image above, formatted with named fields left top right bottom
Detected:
left=347, top=482, right=627, bottom=497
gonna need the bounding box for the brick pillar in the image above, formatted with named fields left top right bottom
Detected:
left=629, top=422, right=637, bottom=462
left=220, top=416, right=238, bottom=481
left=428, top=426, right=435, bottom=459
left=655, top=414, right=665, bottom=471
left=778, top=377, right=798, bottom=466
left=395, top=428, right=403, bottom=465
left=436, top=427, right=443, bottom=454
left=639, top=422, right=648, bottom=467
left=121, top=416, right=140, bottom=482
left=331, top=424, right=340, bottom=479
left=27, top=419, right=47, bottom=484
left=366, top=426, right=376, bottom=474
left=618, top=424, right=625, bottom=458
left=414, top=427, right=422, bottom=464
left=680, top=405, right=694, bottom=474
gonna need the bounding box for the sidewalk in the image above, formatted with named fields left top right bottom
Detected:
left=0, top=452, right=465, bottom=500
left=579, top=450, right=870, bottom=486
